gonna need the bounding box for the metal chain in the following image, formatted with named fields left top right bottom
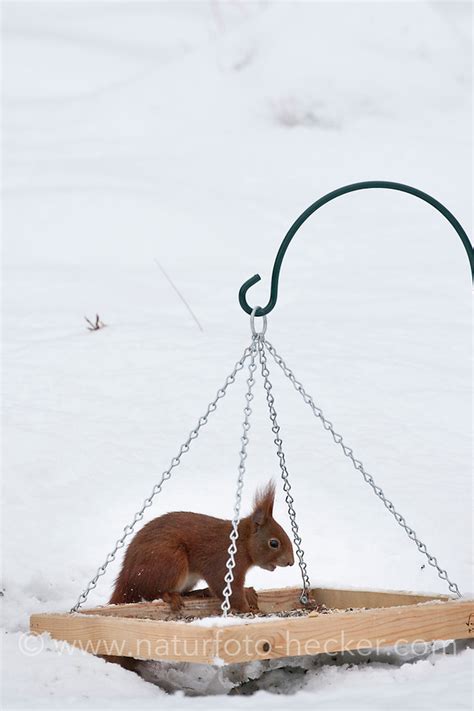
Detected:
left=257, top=337, right=311, bottom=604
left=71, top=342, right=254, bottom=613
left=264, top=338, right=462, bottom=598
left=221, top=340, right=258, bottom=616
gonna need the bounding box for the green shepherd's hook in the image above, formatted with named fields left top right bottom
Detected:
left=239, top=181, right=473, bottom=317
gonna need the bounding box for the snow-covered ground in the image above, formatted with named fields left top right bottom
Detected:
left=2, top=1, right=472, bottom=708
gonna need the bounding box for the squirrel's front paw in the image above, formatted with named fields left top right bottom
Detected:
left=245, top=587, right=259, bottom=611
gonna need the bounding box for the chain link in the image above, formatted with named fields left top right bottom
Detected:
left=221, top=340, right=258, bottom=616
left=264, top=338, right=462, bottom=598
left=71, top=343, right=254, bottom=613
left=257, top=338, right=311, bottom=604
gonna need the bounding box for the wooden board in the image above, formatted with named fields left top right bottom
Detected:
left=30, top=587, right=473, bottom=665
left=30, top=613, right=217, bottom=664
left=74, top=586, right=451, bottom=621
left=216, top=599, right=474, bottom=664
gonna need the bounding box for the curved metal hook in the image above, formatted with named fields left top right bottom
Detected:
left=239, top=180, right=473, bottom=316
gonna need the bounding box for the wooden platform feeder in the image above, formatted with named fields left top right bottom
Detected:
left=32, top=184, right=473, bottom=671
left=30, top=586, right=474, bottom=665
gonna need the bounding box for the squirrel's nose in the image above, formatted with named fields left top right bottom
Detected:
left=287, top=559, right=294, bottom=566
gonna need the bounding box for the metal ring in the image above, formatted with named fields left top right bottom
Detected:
left=250, top=307, right=268, bottom=337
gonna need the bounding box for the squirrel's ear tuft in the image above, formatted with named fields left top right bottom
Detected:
left=252, top=480, right=276, bottom=526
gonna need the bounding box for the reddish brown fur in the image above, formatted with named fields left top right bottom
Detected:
left=110, top=480, right=294, bottom=612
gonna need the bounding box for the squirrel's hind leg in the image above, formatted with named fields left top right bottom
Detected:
left=161, top=591, right=184, bottom=612
left=137, top=545, right=190, bottom=610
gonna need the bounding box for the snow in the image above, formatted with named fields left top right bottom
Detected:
left=2, top=0, right=472, bottom=708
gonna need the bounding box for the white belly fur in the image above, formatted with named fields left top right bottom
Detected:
left=175, top=573, right=201, bottom=593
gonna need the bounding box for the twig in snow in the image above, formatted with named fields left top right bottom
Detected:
left=84, top=314, right=106, bottom=331
left=154, top=259, right=203, bottom=332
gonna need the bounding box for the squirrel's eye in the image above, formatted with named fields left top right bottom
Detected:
left=269, top=538, right=280, bottom=549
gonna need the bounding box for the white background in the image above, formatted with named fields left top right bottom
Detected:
left=2, top=1, right=472, bottom=708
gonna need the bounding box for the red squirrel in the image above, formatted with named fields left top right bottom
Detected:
left=110, top=480, right=294, bottom=613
